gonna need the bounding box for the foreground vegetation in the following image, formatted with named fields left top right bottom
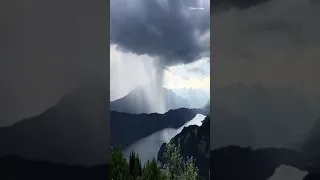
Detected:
left=110, top=142, right=200, bottom=180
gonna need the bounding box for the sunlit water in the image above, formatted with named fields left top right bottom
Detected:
left=123, top=114, right=206, bottom=165
left=268, top=165, right=308, bottom=180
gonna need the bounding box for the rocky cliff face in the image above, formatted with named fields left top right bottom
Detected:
left=158, top=116, right=210, bottom=179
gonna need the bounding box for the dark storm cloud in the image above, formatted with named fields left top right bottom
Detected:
left=211, top=0, right=271, bottom=12
left=110, top=0, right=210, bottom=67
left=212, top=0, right=320, bottom=94
left=0, top=0, right=109, bottom=125
left=211, top=0, right=320, bottom=152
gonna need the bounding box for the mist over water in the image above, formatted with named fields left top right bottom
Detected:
left=123, top=114, right=206, bottom=165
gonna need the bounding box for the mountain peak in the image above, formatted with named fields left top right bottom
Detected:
left=110, top=86, right=190, bottom=114
left=0, top=81, right=110, bottom=166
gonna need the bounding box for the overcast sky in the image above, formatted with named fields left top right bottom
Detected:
left=212, top=0, right=320, bottom=96
left=110, top=0, right=210, bottom=101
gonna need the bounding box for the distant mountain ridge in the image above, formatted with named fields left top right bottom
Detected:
left=208, top=108, right=320, bottom=180
left=171, top=88, right=209, bottom=109
left=213, top=82, right=316, bottom=147
left=0, top=156, right=109, bottom=180
left=110, top=108, right=205, bottom=150
left=301, top=117, right=320, bottom=162
left=110, top=86, right=190, bottom=114
left=0, top=81, right=110, bottom=165
left=202, top=100, right=210, bottom=116
left=210, top=146, right=320, bottom=180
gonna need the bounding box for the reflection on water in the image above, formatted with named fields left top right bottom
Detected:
left=123, top=114, right=206, bottom=164
left=268, top=165, right=308, bottom=180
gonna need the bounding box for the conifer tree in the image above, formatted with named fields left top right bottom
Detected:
left=129, top=151, right=143, bottom=180
left=110, top=146, right=130, bottom=180
left=140, top=158, right=163, bottom=180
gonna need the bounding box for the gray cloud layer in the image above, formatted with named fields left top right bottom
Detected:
left=211, top=0, right=271, bottom=12
left=187, top=67, right=206, bottom=75
left=212, top=0, right=320, bottom=95
left=110, top=0, right=210, bottom=67
left=0, top=0, right=109, bottom=124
